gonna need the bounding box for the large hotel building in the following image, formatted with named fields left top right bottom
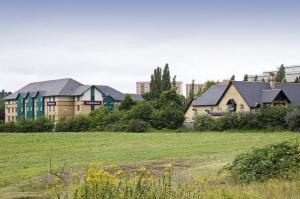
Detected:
left=4, top=78, right=142, bottom=123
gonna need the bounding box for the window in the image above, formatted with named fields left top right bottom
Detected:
left=77, top=105, right=80, bottom=111
left=7, top=108, right=10, bottom=113
left=49, top=106, right=51, bottom=112
left=53, top=97, right=56, bottom=101
left=8, top=116, right=10, bottom=122
left=210, top=106, right=213, bottom=111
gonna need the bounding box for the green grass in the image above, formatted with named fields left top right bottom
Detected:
left=0, top=131, right=300, bottom=197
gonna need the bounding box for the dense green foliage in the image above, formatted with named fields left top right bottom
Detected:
left=0, top=118, right=54, bottom=132
left=286, top=108, right=300, bottom=131
left=243, top=74, right=248, bottom=81
left=0, top=89, right=11, bottom=120
left=224, top=142, right=300, bottom=183
left=119, top=94, right=136, bottom=111
left=193, top=107, right=290, bottom=131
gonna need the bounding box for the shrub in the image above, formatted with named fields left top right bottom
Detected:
left=286, top=108, right=300, bottom=131
left=129, top=102, right=153, bottom=121
left=193, top=115, right=214, bottom=131
left=159, top=106, right=185, bottom=129
left=127, top=119, right=150, bottom=132
left=223, top=142, right=300, bottom=183
left=257, top=107, right=288, bottom=130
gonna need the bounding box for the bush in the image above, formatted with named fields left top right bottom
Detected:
left=257, top=107, right=288, bottom=130
left=159, top=106, right=185, bottom=129
left=224, top=142, right=300, bottom=183
left=193, top=115, right=214, bottom=131
left=55, top=116, right=91, bottom=132
left=129, top=102, right=153, bottom=121
left=127, top=119, right=149, bottom=132
left=286, top=108, right=300, bottom=131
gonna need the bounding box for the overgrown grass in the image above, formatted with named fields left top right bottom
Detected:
left=0, top=131, right=300, bottom=197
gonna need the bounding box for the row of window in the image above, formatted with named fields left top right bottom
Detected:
left=6, top=101, right=16, bottom=105
left=7, top=116, right=17, bottom=122
left=6, top=107, right=17, bottom=113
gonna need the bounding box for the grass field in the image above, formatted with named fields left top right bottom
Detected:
left=1, top=131, right=300, bottom=198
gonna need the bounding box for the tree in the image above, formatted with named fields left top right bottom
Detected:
left=187, top=79, right=195, bottom=104
left=230, top=75, right=235, bottom=80
left=161, top=63, right=171, bottom=92
left=254, top=75, right=258, bottom=82
left=276, top=64, right=285, bottom=82
left=295, top=76, right=300, bottom=83
left=243, top=74, right=248, bottom=81
left=172, top=75, right=177, bottom=87
left=261, top=78, right=266, bottom=82
left=150, top=67, right=162, bottom=98
left=119, top=94, right=136, bottom=111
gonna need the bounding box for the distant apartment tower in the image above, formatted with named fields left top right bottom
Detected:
left=136, top=81, right=183, bottom=95
left=136, top=82, right=150, bottom=94
left=248, top=65, right=300, bottom=82
left=186, top=83, right=204, bottom=97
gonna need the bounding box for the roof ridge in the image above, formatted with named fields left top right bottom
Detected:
left=57, top=79, right=71, bottom=95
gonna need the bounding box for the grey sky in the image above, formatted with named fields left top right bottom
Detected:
left=1, top=0, right=300, bottom=93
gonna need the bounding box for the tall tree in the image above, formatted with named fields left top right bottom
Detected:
left=187, top=79, right=195, bottom=103
left=295, top=76, right=300, bottom=83
left=254, top=75, right=258, bottom=82
left=150, top=67, right=162, bottom=98
left=172, top=75, right=177, bottom=88
left=261, top=78, right=266, bottom=82
left=161, top=63, right=171, bottom=92
left=243, top=74, right=248, bottom=81
left=230, top=74, right=235, bottom=80
left=276, top=64, right=285, bottom=82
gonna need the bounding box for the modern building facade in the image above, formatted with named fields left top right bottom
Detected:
left=186, top=83, right=204, bottom=97
left=4, top=78, right=143, bottom=123
left=248, top=65, right=300, bottom=82
left=136, top=81, right=183, bottom=95
left=185, top=74, right=300, bottom=122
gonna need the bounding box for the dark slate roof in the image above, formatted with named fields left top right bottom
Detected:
left=95, top=85, right=125, bottom=101
left=261, top=89, right=282, bottom=103
left=231, top=81, right=271, bottom=108
left=192, top=84, right=229, bottom=106
left=128, top=94, right=144, bottom=102
left=191, top=81, right=300, bottom=108
left=275, top=83, right=300, bottom=105
left=5, top=78, right=83, bottom=100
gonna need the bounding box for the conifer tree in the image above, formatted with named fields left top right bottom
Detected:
left=276, top=64, right=285, bottom=82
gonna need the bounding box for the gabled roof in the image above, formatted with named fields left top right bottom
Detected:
left=95, top=85, right=125, bottom=101
left=275, top=83, right=300, bottom=104
left=192, top=84, right=229, bottom=106
left=191, top=81, right=300, bottom=108
left=261, top=89, right=291, bottom=103
left=231, top=81, right=271, bottom=107
left=5, top=78, right=83, bottom=100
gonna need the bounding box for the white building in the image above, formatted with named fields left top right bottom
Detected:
left=248, top=65, right=300, bottom=82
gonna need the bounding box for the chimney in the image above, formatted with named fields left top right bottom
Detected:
left=269, top=72, right=276, bottom=89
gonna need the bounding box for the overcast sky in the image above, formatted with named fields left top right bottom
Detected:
left=1, top=0, right=300, bottom=93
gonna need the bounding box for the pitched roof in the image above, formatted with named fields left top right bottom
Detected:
left=192, top=84, right=229, bottom=106
left=231, top=81, right=271, bottom=107
left=95, top=85, right=125, bottom=101
left=128, top=94, right=144, bottom=101
left=275, top=83, right=300, bottom=104
left=5, top=78, right=83, bottom=100
left=191, top=81, right=300, bottom=108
